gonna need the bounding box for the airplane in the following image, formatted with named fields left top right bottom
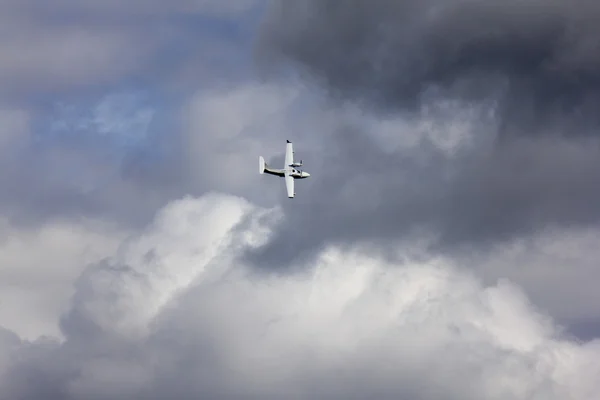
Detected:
left=259, top=140, right=310, bottom=198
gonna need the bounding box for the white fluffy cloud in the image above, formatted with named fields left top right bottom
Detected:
left=472, top=227, right=600, bottom=329
left=0, top=217, right=126, bottom=340
left=1, top=192, right=598, bottom=399
left=1, top=2, right=598, bottom=397
left=179, top=82, right=600, bottom=342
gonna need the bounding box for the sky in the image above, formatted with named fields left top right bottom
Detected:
left=1, top=0, right=600, bottom=399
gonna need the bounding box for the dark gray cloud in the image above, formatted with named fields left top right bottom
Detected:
left=246, top=116, right=600, bottom=269
left=259, top=0, right=600, bottom=134
left=249, top=0, right=600, bottom=266
left=4, top=2, right=600, bottom=397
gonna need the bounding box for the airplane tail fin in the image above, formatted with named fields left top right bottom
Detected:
left=259, top=156, right=265, bottom=174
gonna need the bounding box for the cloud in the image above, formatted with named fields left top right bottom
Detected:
left=0, top=16, right=150, bottom=98
left=2, top=4, right=600, bottom=396
left=0, top=0, right=265, bottom=229
left=195, top=81, right=600, bottom=339
left=182, top=82, right=305, bottom=200
left=0, top=0, right=263, bottom=100
left=258, top=0, right=600, bottom=132
left=10, top=0, right=262, bottom=16
left=1, top=192, right=599, bottom=399
left=465, top=226, right=600, bottom=340
left=251, top=0, right=600, bottom=262
left=0, top=216, right=127, bottom=340
left=0, top=108, right=29, bottom=151
left=48, top=92, right=157, bottom=152
left=0, top=134, right=179, bottom=228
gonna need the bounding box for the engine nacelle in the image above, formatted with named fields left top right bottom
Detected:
left=290, top=160, right=303, bottom=167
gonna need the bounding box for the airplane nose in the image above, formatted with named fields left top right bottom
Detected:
left=304, top=172, right=310, bottom=177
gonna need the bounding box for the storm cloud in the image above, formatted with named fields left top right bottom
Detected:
left=259, top=0, right=600, bottom=133
left=3, top=1, right=600, bottom=398
left=251, top=0, right=600, bottom=264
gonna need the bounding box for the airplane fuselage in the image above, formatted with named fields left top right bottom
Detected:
left=263, top=167, right=310, bottom=179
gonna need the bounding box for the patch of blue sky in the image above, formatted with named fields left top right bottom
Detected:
left=28, top=89, right=181, bottom=197
left=36, top=3, right=266, bottom=147
left=42, top=91, right=156, bottom=150
left=28, top=3, right=268, bottom=192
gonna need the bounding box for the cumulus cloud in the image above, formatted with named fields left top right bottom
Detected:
left=466, top=226, right=600, bottom=340
left=247, top=1, right=600, bottom=340
left=0, top=216, right=127, bottom=340
left=3, top=2, right=600, bottom=397
left=1, top=193, right=599, bottom=399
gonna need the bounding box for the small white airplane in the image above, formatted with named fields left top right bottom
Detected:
left=259, top=140, right=310, bottom=198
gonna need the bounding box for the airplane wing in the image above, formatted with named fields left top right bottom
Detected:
left=285, top=140, right=293, bottom=167
left=285, top=173, right=295, bottom=198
